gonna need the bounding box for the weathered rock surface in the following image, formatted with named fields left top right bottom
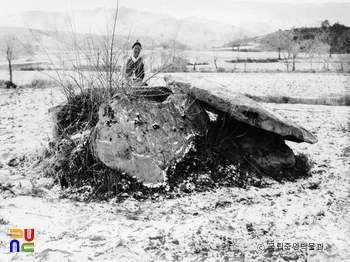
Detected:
left=203, top=111, right=296, bottom=175
left=234, top=122, right=296, bottom=173
left=48, top=104, right=66, bottom=139
left=165, top=76, right=318, bottom=144
left=90, top=92, right=208, bottom=184
left=123, top=86, right=173, bottom=102
left=49, top=79, right=317, bottom=183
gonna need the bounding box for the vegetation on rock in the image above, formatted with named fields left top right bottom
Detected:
left=42, top=89, right=313, bottom=202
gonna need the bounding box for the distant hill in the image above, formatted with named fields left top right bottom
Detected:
left=0, top=25, right=186, bottom=56
left=230, top=2, right=350, bottom=32
left=0, top=26, right=91, bottom=52
left=1, top=4, right=349, bottom=50
left=0, top=7, right=246, bottom=49
left=258, top=22, right=350, bottom=54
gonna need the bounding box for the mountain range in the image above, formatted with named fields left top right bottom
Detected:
left=0, top=3, right=349, bottom=50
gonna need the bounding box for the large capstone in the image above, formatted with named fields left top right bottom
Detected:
left=163, top=76, right=319, bottom=176
left=165, top=76, right=317, bottom=144
left=90, top=92, right=208, bottom=184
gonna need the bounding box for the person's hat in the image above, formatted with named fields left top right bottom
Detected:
left=132, top=40, right=142, bottom=49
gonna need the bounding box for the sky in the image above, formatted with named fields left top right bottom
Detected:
left=1, top=0, right=349, bottom=24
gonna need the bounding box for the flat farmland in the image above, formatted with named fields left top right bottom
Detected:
left=152, top=72, right=350, bottom=105
left=1, top=50, right=349, bottom=74
left=1, top=70, right=349, bottom=100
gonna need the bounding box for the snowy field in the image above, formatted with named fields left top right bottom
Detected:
left=0, top=65, right=349, bottom=261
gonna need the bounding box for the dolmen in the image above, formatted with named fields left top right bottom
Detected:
left=88, top=76, right=317, bottom=184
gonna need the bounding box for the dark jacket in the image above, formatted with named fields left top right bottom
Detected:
left=125, top=57, right=145, bottom=80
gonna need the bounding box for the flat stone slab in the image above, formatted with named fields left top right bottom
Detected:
left=165, top=76, right=317, bottom=144
left=124, top=86, right=173, bottom=102
left=90, top=93, right=208, bottom=184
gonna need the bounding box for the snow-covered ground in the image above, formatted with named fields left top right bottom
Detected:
left=0, top=76, right=349, bottom=261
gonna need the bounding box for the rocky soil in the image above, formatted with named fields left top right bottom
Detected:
left=0, top=86, right=349, bottom=262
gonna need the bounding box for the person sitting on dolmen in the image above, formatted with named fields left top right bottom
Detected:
left=125, top=40, right=147, bottom=86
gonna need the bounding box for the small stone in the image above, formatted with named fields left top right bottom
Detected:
left=7, top=157, right=20, bottom=167
left=307, top=182, right=320, bottom=190
left=316, top=211, right=325, bottom=217
left=172, top=239, right=180, bottom=245
left=246, top=223, right=254, bottom=232
left=196, top=174, right=214, bottom=187
left=152, top=123, right=160, bottom=130
left=280, top=252, right=299, bottom=261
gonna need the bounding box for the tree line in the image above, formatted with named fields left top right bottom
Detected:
left=262, top=20, right=350, bottom=71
